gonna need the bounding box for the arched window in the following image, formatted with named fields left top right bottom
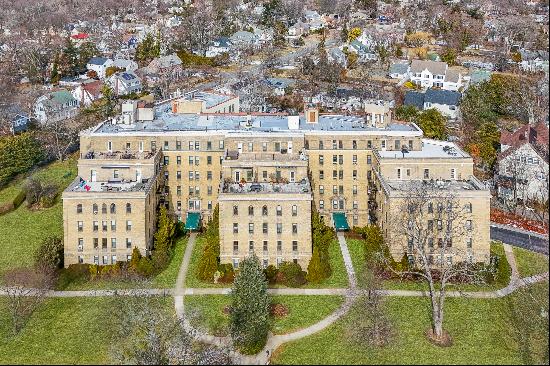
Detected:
left=93, top=204, right=98, bottom=214
left=248, top=206, right=254, bottom=216
left=126, top=203, right=132, bottom=214
left=76, top=204, right=83, bottom=214
left=110, top=203, right=116, bottom=214
left=102, top=203, right=107, bottom=214
left=262, top=205, right=268, bottom=216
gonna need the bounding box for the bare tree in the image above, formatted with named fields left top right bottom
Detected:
left=39, top=113, right=97, bottom=161
left=109, top=294, right=231, bottom=365
left=381, top=181, right=491, bottom=345
left=3, top=266, right=56, bottom=335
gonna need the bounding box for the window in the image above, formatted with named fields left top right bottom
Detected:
left=102, top=203, right=107, bottom=214
left=367, top=140, right=372, bottom=149
left=353, top=185, right=357, bottom=195
left=352, top=155, right=357, bottom=164
left=332, top=140, right=337, bottom=149
left=110, top=203, right=116, bottom=214
left=262, top=142, right=268, bottom=152
left=263, top=241, right=268, bottom=252
left=332, top=155, right=337, bottom=164
left=353, top=201, right=358, bottom=209
left=409, top=140, right=413, bottom=150
left=219, top=140, right=224, bottom=149
left=466, top=220, right=473, bottom=230
left=77, top=221, right=83, bottom=232
left=126, top=220, right=132, bottom=231
left=102, top=221, right=108, bottom=231
left=339, top=155, right=343, bottom=164
left=277, top=240, right=282, bottom=252
left=319, top=170, right=324, bottom=179
left=111, top=220, right=116, bottom=231
left=276, top=223, right=283, bottom=234
left=339, top=185, right=344, bottom=195
left=381, top=140, right=386, bottom=149
left=367, top=155, right=372, bottom=164
left=111, top=238, right=117, bottom=249
left=353, top=170, right=357, bottom=180
left=207, top=186, right=212, bottom=195
left=292, top=223, right=298, bottom=234
left=397, top=168, right=402, bottom=179
left=77, top=204, right=82, bottom=214
left=126, top=238, right=132, bottom=249
left=233, top=205, right=238, bottom=215
left=352, top=140, right=357, bottom=149
left=189, top=156, right=194, bottom=165
left=292, top=205, right=297, bottom=216
left=233, top=241, right=239, bottom=253
left=465, top=203, right=472, bottom=213
left=263, top=223, right=268, bottom=234
left=319, top=185, right=324, bottom=194
left=248, top=206, right=254, bottom=216
left=263, top=259, right=268, bottom=269
left=276, top=205, right=282, bottom=216
left=113, top=170, right=119, bottom=179
left=249, top=223, right=254, bottom=234
left=319, top=155, right=324, bottom=165
left=78, top=238, right=84, bottom=252
left=319, top=141, right=324, bottom=150
left=437, top=220, right=442, bottom=230
left=395, top=140, right=401, bottom=150
left=93, top=238, right=99, bottom=249
left=262, top=206, right=268, bottom=216
left=93, top=221, right=99, bottom=231
left=428, top=220, right=434, bottom=230
left=319, top=200, right=324, bottom=209
left=339, top=170, right=343, bottom=179
left=207, top=171, right=212, bottom=180
left=450, top=168, right=456, bottom=180
left=233, top=223, right=239, bottom=234
left=207, top=141, right=212, bottom=150
left=102, top=238, right=108, bottom=249
left=292, top=241, right=298, bottom=252
left=333, top=185, right=338, bottom=194
left=233, top=258, right=239, bottom=269
left=248, top=142, right=253, bottom=152
left=467, top=238, right=473, bottom=248
left=249, top=240, right=254, bottom=251
left=424, top=169, right=430, bottom=179
left=93, top=204, right=98, bottom=214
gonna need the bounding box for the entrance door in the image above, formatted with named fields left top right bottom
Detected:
left=91, top=170, right=97, bottom=182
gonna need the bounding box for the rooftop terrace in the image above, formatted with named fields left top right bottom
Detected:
left=384, top=176, right=487, bottom=192
left=80, top=151, right=156, bottom=160
left=221, top=179, right=311, bottom=194
left=377, top=139, right=470, bottom=159
left=66, top=175, right=156, bottom=193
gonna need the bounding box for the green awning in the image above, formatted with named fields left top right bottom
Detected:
left=333, top=212, right=349, bottom=231
left=184, top=212, right=201, bottom=230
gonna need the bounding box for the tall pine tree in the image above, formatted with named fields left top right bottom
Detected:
left=230, top=255, right=270, bottom=355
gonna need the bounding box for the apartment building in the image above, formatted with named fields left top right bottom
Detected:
left=62, top=96, right=490, bottom=268
left=372, top=140, right=491, bottom=263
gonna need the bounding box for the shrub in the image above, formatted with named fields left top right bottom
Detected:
left=24, top=179, right=58, bottom=208
left=277, top=261, right=307, bottom=288
left=89, top=264, right=100, bottom=280
left=137, top=257, right=155, bottom=277
left=263, top=265, right=278, bottom=284
left=129, top=247, right=142, bottom=270
left=489, top=248, right=511, bottom=286
left=0, top=189, right=26, bottom=216
left=34, top=236, right=64, bottom=270
left=59, top=264, right=90, bottom=286
left=217, top=263, right=235, bottom=283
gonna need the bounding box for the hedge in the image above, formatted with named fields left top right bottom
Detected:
left=0, top=189, right=26, bottom=216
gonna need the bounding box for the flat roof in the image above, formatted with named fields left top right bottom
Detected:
left=93, top=107, right=420, bottom=135
left=186, top=91, right=236, bottom=109
left=66, top=176, right=155, bottom=193
left=222, top=181, right=311, bottom=194
left=377, top=139, right=470, bottom=159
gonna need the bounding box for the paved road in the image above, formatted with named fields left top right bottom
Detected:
left=491, top=223, right=549, bottom=255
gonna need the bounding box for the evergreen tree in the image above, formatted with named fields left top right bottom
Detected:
left=135, top=33, right=161, bottom=64
left=50, top=53, right=60, bottom=84
left=306, top=247, right=324, bottom=283
left=0, top=132, right=43, bottom=186
left=129, top=247, right=142, bottom=270
left=152, top=206, right=176, bottom=270
left=77, top=42, right=99, bottom=71
left=196, top=245, right=218, bottom=281
left=229, top=255, right=270, bottom=355
left=59, top=37, right=79, bottom=76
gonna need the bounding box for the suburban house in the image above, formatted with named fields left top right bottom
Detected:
left=327, top=47, right=347, bottom=67
left=404, top=89, right=461, bottom=119
left=348, top=40, right=377, bottom=62
left=112, top=59, right=139, bottom=73
left=72, top=80, right=104, bottom=107
left=34, top=90, right=80, bottom=124
left=497, top=122, right=549, bottom=204
left=141, top=54, right=184, bottom=84
left=86, top=57, right=113, bottom=79
left=107, top=71, right=143, bottom=96
left=5, top=105, right=31, bottom=134
left=288, top=21, right=310, bottom=38
left=205, top=37, right=232, bottom=57
left=409, top=60, right=464, bottom=91
left=518, top=49, right=549, bottom=73
left=389, top=62, right=410, bottom=79
left=264, top=78, right=296, bottom=96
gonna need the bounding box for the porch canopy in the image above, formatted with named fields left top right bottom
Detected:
left=332, top=212, right=349, bottom=231
left=184, top=212, right=201, bottom=230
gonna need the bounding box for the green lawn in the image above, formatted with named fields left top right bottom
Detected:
left=184, top=295, right=345, bottom=337
left=0, top=297, right=118, bottom=364
left=303, top=239, right=348, bottom=289
left=184, top=235, right=231, bottom=289
left=272, top=282, right=550, bottom=365
left=56, top=235, right=188, bottom=290
left=513, top=247, right=549, bottom=278
left=0, top=296, right=174, bottom=364
left=0, top=157, right=78, bottom=278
